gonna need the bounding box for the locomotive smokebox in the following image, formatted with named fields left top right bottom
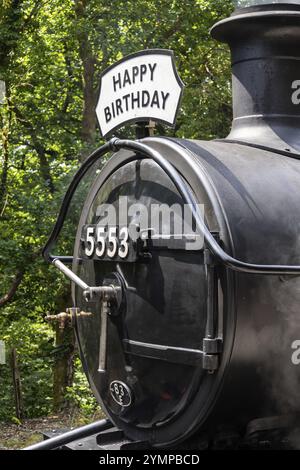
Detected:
left=42, top=1, right=300, bottom=450
left=211, top=1, right=300, bottom=153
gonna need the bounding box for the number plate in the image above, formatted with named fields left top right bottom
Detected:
left=80, top=225, right=139, bottom=262
left=109, top=381, right=132, bottom=407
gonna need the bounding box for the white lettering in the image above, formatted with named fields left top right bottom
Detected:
left=291, top=340, right=300, bottom=365
left=113, top=63, right=157, bottom=91
left=291, top=80, right=300, bottom=105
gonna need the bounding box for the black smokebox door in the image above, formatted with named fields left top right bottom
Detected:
left=73, top=159, right=208, bottom=428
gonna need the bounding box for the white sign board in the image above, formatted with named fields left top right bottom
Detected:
left=96, top=50, right=184, bottom=138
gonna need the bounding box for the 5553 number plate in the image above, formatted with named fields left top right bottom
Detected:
left=80, top=225, right=139, bottom=262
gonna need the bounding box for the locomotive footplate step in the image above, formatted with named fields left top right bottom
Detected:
left=42, top=427, right=150, bottom=450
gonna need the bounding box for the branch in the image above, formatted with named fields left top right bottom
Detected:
left=23, top=0, right=44, bottom=27
left=0, top=270, right=25, bottom=308
left=0, top=194, right=8, bottom=218
left=0, top=250, right=41, bottom=308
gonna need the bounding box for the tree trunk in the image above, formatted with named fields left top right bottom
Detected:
left=74, top=0, right=98, bottom=158
left=80, top=48, right=97, bottom=146
left=0, top=112, right=10, bottom=207
left=11, top=348, right=24, bottom=421
left=0, top=84, right=11, bottom=208
left=53, top=323, right=75, bottom=412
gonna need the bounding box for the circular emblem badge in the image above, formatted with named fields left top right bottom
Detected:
left=110, top=381, right=132, bottom=407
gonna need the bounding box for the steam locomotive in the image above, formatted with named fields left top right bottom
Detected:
left=26, top=1, right=300, bottom=450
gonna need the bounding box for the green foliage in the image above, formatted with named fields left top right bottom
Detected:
left=0, top=318, right=54, bottom=420
left=0, top=0, right=234, bottom=422
left=65, top=358, right=99, bottom=418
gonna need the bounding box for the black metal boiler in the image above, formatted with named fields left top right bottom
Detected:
left=35, top=1, right=300, bottom=450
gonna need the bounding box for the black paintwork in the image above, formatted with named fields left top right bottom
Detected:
left=68, top=4, right=300, bottom=448
left=211, top=5, right=300, bottom=153
left=72, top=156, right=218, bottom=445
left=73, top=133, right=300, bottom=446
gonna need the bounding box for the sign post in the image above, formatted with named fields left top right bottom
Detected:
left=96, top=49, right=184, bottom=138
left=0, top=340, right=6, bottom=364
left=0, top=81, right=6, bottom=105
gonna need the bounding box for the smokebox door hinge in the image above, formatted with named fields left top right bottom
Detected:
left=202, top=337, right=223, bottom=372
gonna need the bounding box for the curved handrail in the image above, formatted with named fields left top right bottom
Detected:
left=42, top=139, right=119, bottom=263
left=43, top=138, right=300, bottom=275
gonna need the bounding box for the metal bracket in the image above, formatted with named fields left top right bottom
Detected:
left=83, top=285, right=116, bottom=303
left=204, top=248, right=216, bottom=266
left=202, top=354, right=219, bottom=372
left=203, top=337, right=223, bottom=355
left=202, top=338, right=223, bottom=372
left=203, top=234, right=222, bottom=372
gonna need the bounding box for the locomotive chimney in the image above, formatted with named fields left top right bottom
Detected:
left=211, top=1, right=300, bottom=153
